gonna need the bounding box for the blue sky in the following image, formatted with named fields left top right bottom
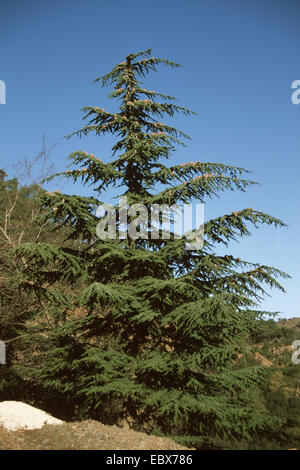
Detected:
left=0, top=0, right=299, bottom=318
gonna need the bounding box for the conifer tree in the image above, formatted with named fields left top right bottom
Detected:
left=12, top=49, right=289, bottom=448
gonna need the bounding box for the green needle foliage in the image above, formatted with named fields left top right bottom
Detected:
left=12, top=49, right=290, bottom=448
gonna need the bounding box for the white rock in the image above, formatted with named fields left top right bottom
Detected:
left=0, top=401, right=64, bottom=431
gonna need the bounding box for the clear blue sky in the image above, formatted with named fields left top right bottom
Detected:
left=1, top=0, right=299, bottom=318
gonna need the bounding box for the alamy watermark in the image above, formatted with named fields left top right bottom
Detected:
left=96, top=196, right=204, bottom=250
left=0, top=340, right=6, bottom=364
left=0, top=80, right=6, bottom=104
left=291, top=80, right=300, bottom=105
left=291, top=340, right=300, bottom=365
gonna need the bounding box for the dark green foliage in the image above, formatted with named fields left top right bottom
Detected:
left=11, top=49, right=291, bottom=448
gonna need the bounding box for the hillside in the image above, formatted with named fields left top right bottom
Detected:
left=0, top=420, right=193, bottom=450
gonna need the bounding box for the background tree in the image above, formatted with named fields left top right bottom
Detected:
left=0, top=137, right=61, bottom=401
left=12, top=50, right=290, bottom=448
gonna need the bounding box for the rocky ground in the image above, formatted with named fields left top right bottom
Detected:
left=0, top=420, right=194, bottom=450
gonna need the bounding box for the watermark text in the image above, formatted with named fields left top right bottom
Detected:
left=0, top=80, right=6, bottom=104
left=96, top=197, right=204, bottom=250
left=0, top=340, right=6, bottom=364
left=291, top=80, right=300, bottom=105
left=291, top=340, right=300, bottom=365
